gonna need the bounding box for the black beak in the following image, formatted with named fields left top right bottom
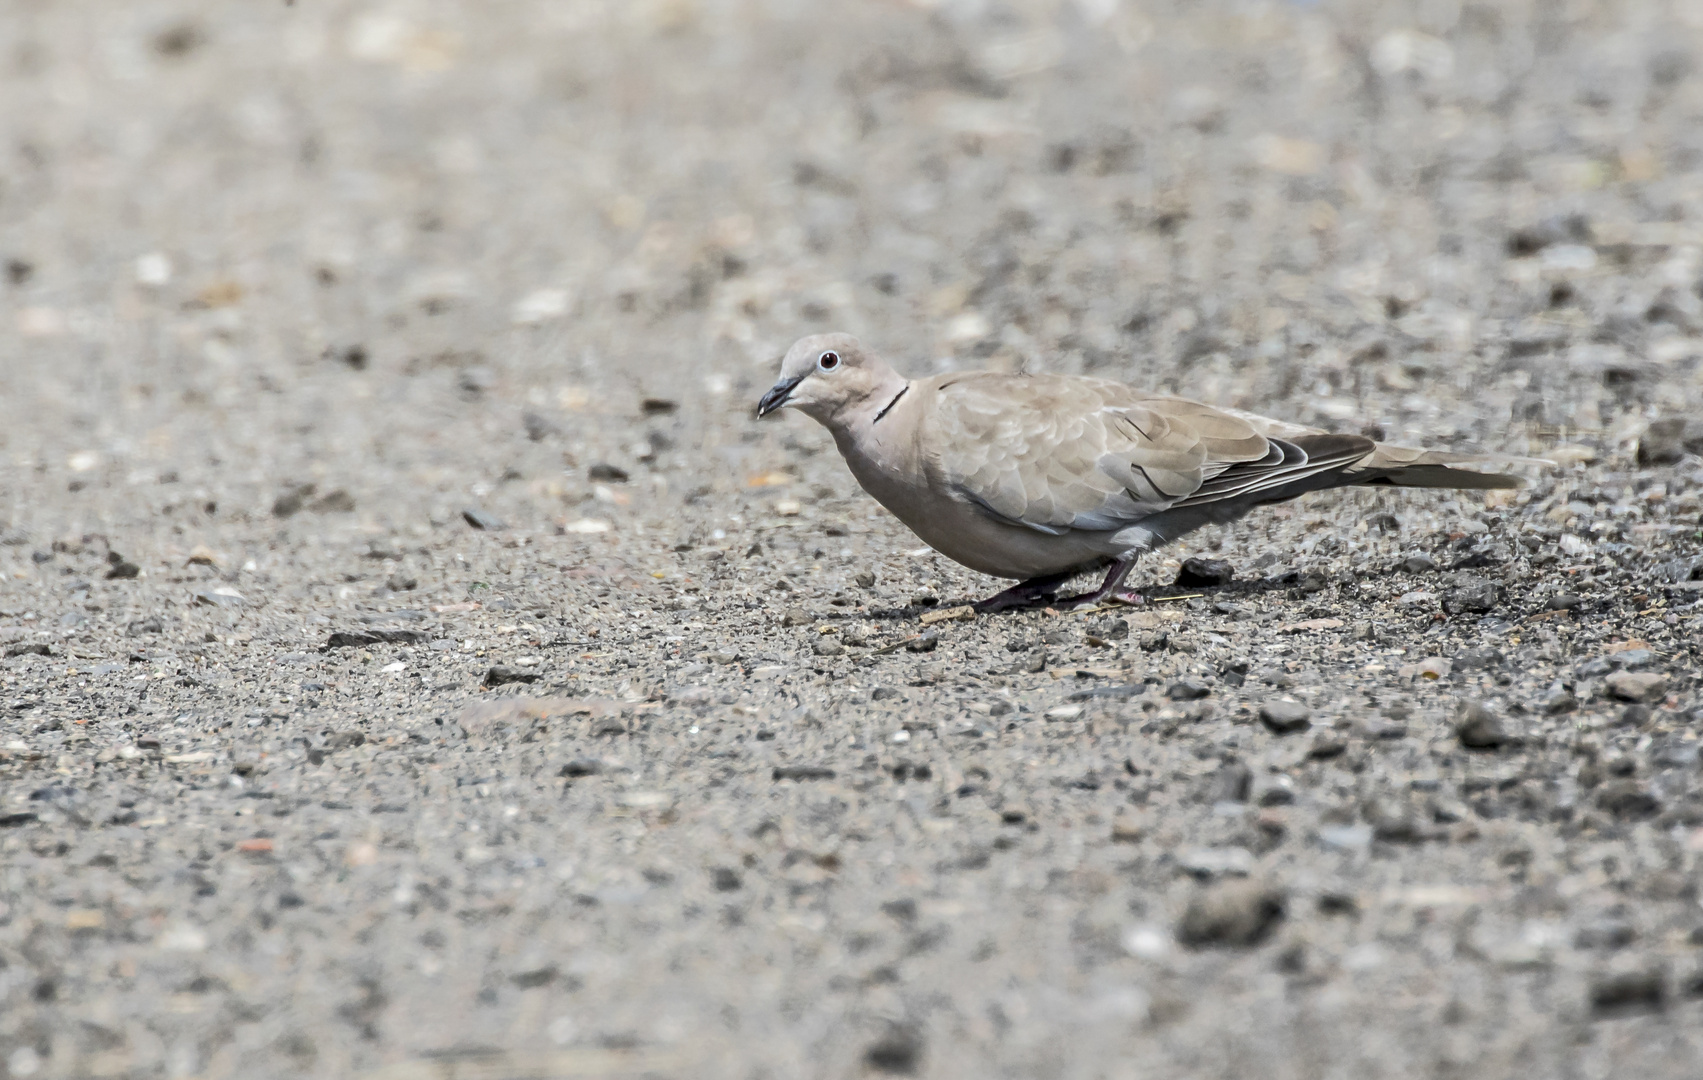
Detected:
left=756, top=374, right=805, bottom=418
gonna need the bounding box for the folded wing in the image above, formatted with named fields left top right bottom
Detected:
left=926, top=373, right=1517, bottom=536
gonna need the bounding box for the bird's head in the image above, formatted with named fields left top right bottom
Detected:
left=756, top=333, right=901, bottom=424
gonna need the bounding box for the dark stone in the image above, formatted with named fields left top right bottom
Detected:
left=484, top=666, right=539, bottom=687
left=1575, top=921, right=1637, bottom=950
left=461, top=508, right=505, bottom=531
left=1545, top=593, right=1584, bottom=611
left=273, top=484, right=315, bottom=518
left=711, top=867, right=742, bottom=892
left=1210, top=761, right=1252, bottom=803
left=1595, top=779, right=1661, bottom=820
left=105, top=560, right=140, bottom=580
left=1443, top=576, right=1498, bottom=614
left=0, top=812, right=39, bottom=827
left=641, top=398, right=679, bottom=415
left=1177, top=880, right=1285, bottom=948
left=522, top=412, right=558, bottom=442
left=863, top=1026, right=924, bottom=1075
left=588, top=463, right=630, bottom=483
left=1400, top=553, right=1438, bottom=574
left=1167, top=679, right=1211, bottom=701
left=1456, top=701, right=1509, bottom=749
left=1637, top=417, right=1703, bottom=466
left=881, top=898, right=918, bottom=922
left=326, top=630, right=427, bottom=649
left=1307, top=736, right=1347, bottom=760
left=558, top=758, right=603, bottom=778
left=6, top=643, right=52, bottom=657
left=154, top=22, right=203, bottom=57
left=1451, top=542, right=1512, bottom=570
left=309, top=489, right=355, bottom=513
left=1590, top=969, right=1666, bottom=1018
left=1175, top=557, right=1234, bottom=588
left=1507, top=215, right=1590, bottom=256
left=772, top=765, right=836, bottom=781
left=1620, top=704, right=1653, bottom=728
left=509, top=965, right=558, bottom=989
left=1317, top=892, right=1358, bottom=915
left=1258, top=700, right=1311, bottom=734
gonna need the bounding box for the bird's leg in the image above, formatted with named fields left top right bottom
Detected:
left=971, top=571, right=1077, bottom=614
left=1050, top=555, right=1140, bottom=611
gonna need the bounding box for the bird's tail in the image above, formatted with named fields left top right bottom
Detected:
left=1344, top=444, right=1547, bottom=491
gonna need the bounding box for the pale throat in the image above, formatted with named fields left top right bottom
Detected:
left=829, top=383, right=912, bottom=472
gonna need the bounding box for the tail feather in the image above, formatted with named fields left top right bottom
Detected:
left=1352, top=464, right=1523, bottom=490
left=1346, top=442, right=1545, bottom=491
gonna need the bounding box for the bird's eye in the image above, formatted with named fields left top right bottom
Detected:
left=817, top=351, right=841, bottom=371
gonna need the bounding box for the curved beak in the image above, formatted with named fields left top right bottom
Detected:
left=756, top=374, right=805, bottom=418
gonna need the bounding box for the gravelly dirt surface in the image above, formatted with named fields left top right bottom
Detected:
left=4, top=1, right=1703, bottom=1078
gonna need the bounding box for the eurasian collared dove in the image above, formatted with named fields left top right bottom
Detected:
left=758, top=333, right=1531, bottom=612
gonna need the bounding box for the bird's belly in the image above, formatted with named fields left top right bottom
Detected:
left=847, top=461, right=1113, bottom=579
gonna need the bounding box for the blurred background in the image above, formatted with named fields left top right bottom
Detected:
left=4, top=1, right=1703, bottom=1078
left=4, top=0, right=1701, bottom=518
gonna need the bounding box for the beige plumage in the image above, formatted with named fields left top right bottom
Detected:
left=758, top=333, right=1531, bottom=612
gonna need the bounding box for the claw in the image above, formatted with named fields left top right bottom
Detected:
left=970, top=571, right=1075, bottom=614
left=970, top=557, right=1143, bottom=615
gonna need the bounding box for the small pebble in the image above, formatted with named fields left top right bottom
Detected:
left=1167, top=679, right=1211, bottom=701
left=1443, top=575, right=1498, bottom=614
left=1176, top=880, right=1285, bottom=948
left=1258, top=700, right=1311, bottom=734
left=1605, top=672, right=1668, bottom=703
left=484, top=666, right=539, bottom=687
left=1456, top=701, right=1510, bottom=749
left=1175, top=557, right=1234, bottom=588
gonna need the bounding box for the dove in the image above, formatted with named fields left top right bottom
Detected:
left=757, top=333, right=1530, bottom=613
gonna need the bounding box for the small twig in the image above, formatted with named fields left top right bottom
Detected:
left=862, top=635, right=923, bottom=660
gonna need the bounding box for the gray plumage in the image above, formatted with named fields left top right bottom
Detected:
left=758, top=333, right=1533, bottom=610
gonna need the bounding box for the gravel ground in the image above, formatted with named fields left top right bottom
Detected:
left=4, top=1, right=1703, bottom=1077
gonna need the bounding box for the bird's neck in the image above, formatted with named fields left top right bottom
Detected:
left=826, top=377, right=916, bottom=477
left=827, top=369, right=909, bottom=431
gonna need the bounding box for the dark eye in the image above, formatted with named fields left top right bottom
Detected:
left=817, top=351, right=840, bottom=371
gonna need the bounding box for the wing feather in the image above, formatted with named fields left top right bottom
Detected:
left=927, top=374, right=1282, bottom=533
left=918, top=371, right=1523, bottom=536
